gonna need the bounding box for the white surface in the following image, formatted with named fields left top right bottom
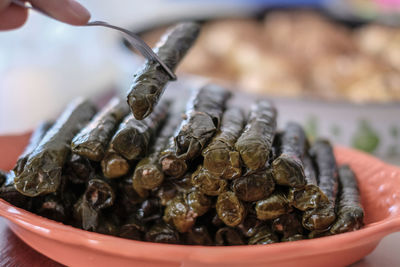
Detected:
left=0, top=12, right=132, bottom=134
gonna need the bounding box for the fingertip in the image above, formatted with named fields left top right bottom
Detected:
left=30, top=0, right=91, bottom=25
left=0, top=0, right=11, bottom=11
left=0, top=5, right=28, bottom=30
left=68, top=0, right=91, bottom=25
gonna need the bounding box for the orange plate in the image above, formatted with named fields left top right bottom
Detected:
left=0, top=133, right=399, bottom=267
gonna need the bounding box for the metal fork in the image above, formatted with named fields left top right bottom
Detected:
left=11, top=0, right=177, bottom=80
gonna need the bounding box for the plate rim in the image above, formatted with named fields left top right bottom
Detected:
left=0, top=146, right=399, bottom=264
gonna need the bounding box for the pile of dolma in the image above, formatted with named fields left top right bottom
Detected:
left=0, top=22, right=364, bottom=246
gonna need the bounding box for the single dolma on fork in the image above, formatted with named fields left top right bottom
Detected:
left=302, top=140, right=338, bottom=231
left=127, top=22, right=201, bottom=120
left=13, top=121, right=53, bottom=176
left=272, top=122, right=306, bottom=188
left=235, top=100, right=277, bottom=171
left=15, top=98, right=96, bottom=197
left=288, top=154, right=329, bottom=211
left=174, top=84, right=231, bottom=161
left=202, top=107, right=245, bottom=179
left=108, top=100, right=169, bottom=161
left=71, top=97, right=129, bottom=161
left=329, top=165, right=364, bottom=234
left=132, top=112, right=181, bottom=192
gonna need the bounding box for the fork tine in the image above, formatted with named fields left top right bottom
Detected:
left=86, top=21, right=176, bottom=79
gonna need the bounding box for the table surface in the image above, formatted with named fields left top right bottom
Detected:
left=0, top=218, right=398, bottom=267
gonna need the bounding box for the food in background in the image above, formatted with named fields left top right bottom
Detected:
left=142, top=11, right=400, bottom=103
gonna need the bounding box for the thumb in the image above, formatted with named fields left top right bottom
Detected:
left=30, top=0, right=91, bottom=25
left=0, top=0, right=11, bottom=11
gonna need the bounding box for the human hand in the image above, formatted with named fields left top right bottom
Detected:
left=0, top=0, right=90, bottom=30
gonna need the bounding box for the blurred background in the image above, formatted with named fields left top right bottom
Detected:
left=0, top=0, right=399, bottom=164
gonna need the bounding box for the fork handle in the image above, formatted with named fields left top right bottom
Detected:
left=10, top=0, right=177, bottom=80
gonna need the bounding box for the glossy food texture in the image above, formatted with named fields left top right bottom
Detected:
left=156, top=175, right=194, bottom=206
left=272, top=213, right=304, bottom=241
left=118, top=215, right=145, bottom=241
left=145, top=221, right=181, bottom=244
left=235, top=100, right=277, bottom=171
left=231, top=169, right=275, bottom=202
left=64, top=154, right=95, bottom=184
left=13, top=121, right=53, bottom=176
left=216, top=191, right=246, bottom=227
left=127, top=22, right=201, bottom=120
left=237, top=214, right=263, bottom=238
left=191, top=165, right=228, bottom=196
left=0, top=172, right=32, bottom=209
left=71, top=97, right=130, bottom=161
left=101, top=151, right=131, bottom=179
left=0, top=91, right=369, bottom=249
left=184, top=225, right=213, bottom=245
left=108, top=100, right=170, bottom=161
left=248, top=224, right=279, bottom=245
left=288, top=155, right=329, bottom=211
left=116, top=177, right=148, bottom=218
left=311, top=140, right=338, bottom=204
left=163, top=190, right=211, bottom=233
left=255, top=190, right=290, bottom=221
left=0, top=170, right=7, bottom=187
left=136, top=198, right=163, bottom=223
left=14, top=99, right=96, bottom=197
left=202, top=107, right=245, bottom=179
left=132, top=112, right=181, bottom=192
left=73, top=196, right=99, bottom=231
left=215, top=227, right=245, bottom=245
left=272, top=122, right=306, bottom=188
left=302, top=140, right=338, bottom=231
left=84, top=178, right=115, bottom=211
left=175, top=84, right=231, bottom=161
left=160, top=136, right=188, bottom=178
left=35, top=194, right=67, bottom=223
left=330, top=165, right=364, bottom=234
